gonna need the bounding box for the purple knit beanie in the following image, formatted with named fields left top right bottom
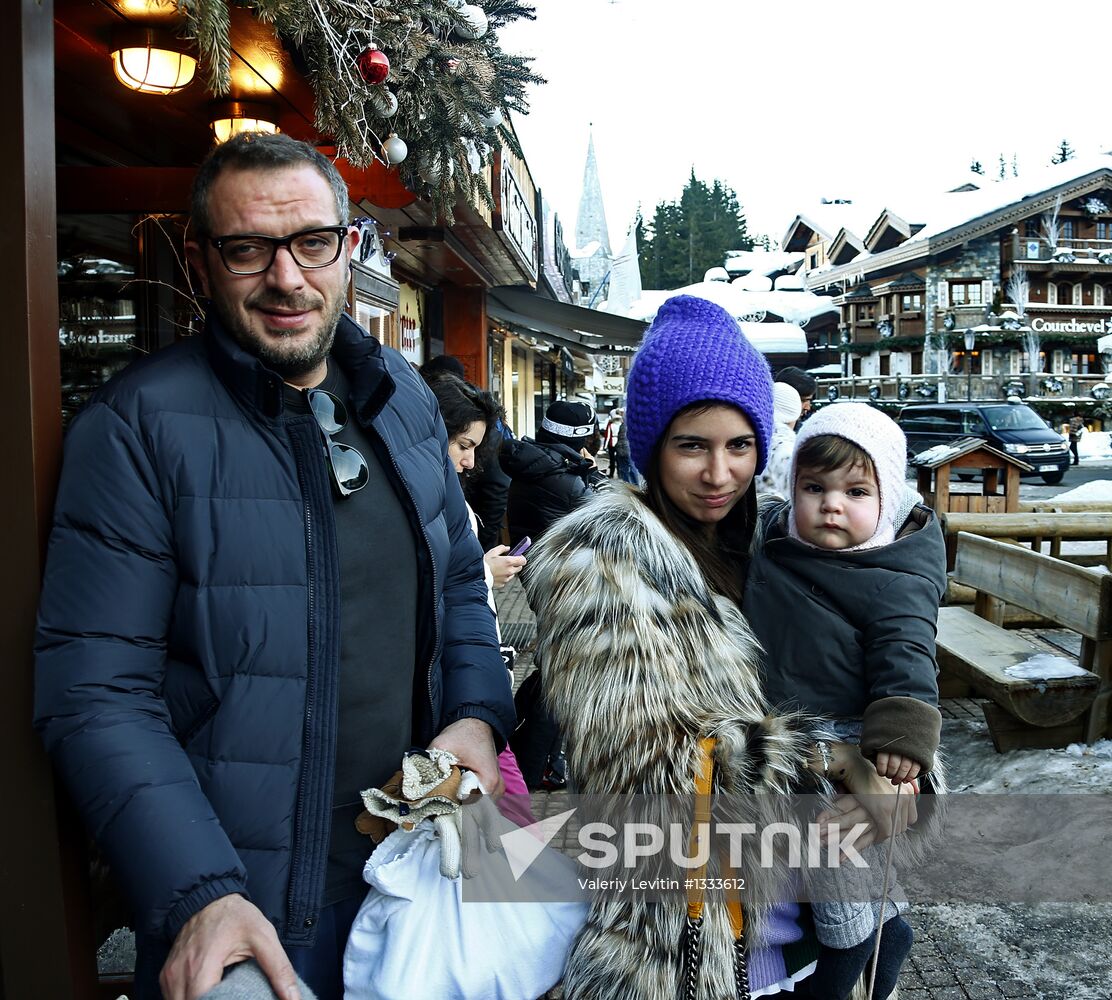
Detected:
left=626, top=295, right=774, bottom=474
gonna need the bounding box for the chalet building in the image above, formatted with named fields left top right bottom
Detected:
left=782, top=158, right=1112, bottom=389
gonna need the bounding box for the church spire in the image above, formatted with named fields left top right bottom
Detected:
left=576, top=129, right=612, bottom=256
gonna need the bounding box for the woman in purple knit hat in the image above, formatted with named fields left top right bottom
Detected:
left=524, top=296, right=918, bottom=1000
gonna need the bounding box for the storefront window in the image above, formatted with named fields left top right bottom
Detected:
left=534, top=356, right=555, bottom=428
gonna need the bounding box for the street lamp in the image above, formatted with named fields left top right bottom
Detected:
left=963, top=328, right=977, bottom=400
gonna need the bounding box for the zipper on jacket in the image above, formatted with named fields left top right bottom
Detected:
left=286, top=427, right=327, bottom=939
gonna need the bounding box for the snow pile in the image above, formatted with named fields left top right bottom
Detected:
left=1077, top=430, right=1112, bottom=460
left=1064, top=739, right=1112, bottom=760
left=911, top=443, right=963, bottom=464
left=1052, top=477, right=1112, bottom=503
left=1003, top=654, right=1089, bottom=680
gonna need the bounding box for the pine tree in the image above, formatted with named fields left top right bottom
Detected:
left=970, top=159, right=984, bottom=175
left=1051, top=139, right=1076, bottom=164
left=999, top=153, right=1007, bottom=180
left=638, top=171, right=753, bottom=289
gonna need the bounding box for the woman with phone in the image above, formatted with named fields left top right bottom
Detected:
left=422, top=372, right=527, bottom=589
left=420, top=371, right=533, bottom=825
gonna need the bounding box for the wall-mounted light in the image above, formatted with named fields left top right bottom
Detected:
left=111, top=27, right=197, bottom=95
left=209, top=101, right=280, bottom=144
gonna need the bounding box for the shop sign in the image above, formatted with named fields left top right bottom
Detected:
left=493, top=151, right=538, bottom=281
left=600, top=376, right=625, bottom=393
left=1030, top=316, right=1112, bottom=334
left=399, top=282, right=424, bottom=365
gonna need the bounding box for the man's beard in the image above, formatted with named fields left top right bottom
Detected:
left=215, top=287, right=348, bottom=381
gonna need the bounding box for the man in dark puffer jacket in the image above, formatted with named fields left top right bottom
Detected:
left=34, top=134, right=513, bottom=1000
left=500, top=399, right=605, bottom=550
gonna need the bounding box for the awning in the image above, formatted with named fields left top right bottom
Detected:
left=487, top=286, right=648, bottom=352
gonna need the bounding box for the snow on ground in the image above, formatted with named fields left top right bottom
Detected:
left=911, top=717, right=1112, bottom=997
left=942, top=716, right=1112, bottom=794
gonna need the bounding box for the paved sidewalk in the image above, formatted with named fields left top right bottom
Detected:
left=493, top=580, right=1061, bottom=999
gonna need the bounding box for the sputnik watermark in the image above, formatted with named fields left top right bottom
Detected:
left=500, top=809, right=869, bottom=883
left=578, top=821, right=870, bottom=871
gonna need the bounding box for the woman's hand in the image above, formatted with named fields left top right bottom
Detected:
left=815, top=742, right=918, bottom=851
left=484, top=545, right=526, bottom=588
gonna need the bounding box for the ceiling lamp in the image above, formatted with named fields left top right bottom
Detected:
left=111, top=27, right=197, bottom=95
left=209, top=101, right=281, bottom=144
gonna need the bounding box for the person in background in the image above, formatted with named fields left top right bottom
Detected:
left=421, top=355, right=513, bottom=549
left=775, top=365, right=818, bottom=419
left=603, top=406, right=623, bottom=478
left=421, top=372, right=526, bottom=590
left=500, top=399, right=605, bottom=553
left=33, top=133, right=513, bottom=1000
left=613, top=410, right=637, bottom=484
left=421, top=372, right=533, bottom=827
left=756, top=382, right=803, bottom=498
left=500, top=399, right=605, bottom=789
left=1068, top=413, right=1085, bottom=466
left=745, top=402, right=947, bottom=1000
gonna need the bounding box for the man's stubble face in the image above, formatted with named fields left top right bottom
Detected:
left=187, top=165, right=357, bottom=387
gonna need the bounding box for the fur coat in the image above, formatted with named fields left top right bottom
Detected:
left=525, top=486, right=832, bottom=1000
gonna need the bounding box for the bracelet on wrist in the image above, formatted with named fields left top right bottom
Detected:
left=813, top=739, right=832, bottom=777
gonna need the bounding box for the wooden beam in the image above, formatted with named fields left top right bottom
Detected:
left=57, top=166, right=196, bottom=213
left=0, top=3, right=95, bottom=997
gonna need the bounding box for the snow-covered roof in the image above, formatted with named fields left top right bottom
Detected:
left=782, top=201, right=884, bottom=250
left=723, top=249, right=803, bottom=276
left=569, top=239, right=602, bottom=259
left=893, top=153, right=1112, bottom=246
left=622, top=283, right=838, bottom=327
left=738, top=322, right=807, bottom=355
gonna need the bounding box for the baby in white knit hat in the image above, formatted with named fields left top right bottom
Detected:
left=744, top=402, right=949, bottom=996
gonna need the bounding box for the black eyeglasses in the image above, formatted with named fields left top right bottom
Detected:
left=209, top=226, right=350, bottom=275
left=306, top=389, right=370, bottom=498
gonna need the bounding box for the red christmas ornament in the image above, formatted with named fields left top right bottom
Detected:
left=357, top=45, right=390, bottom=85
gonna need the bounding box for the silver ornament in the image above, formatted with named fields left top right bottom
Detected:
left=376, top=88, right=398, bottom=118
left=455, top=4, right=488, bottom=39
left=382, top=133, right=408, bottom=164
left=480, top=107, right=503, bottom=129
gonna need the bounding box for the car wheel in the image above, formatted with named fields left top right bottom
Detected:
left=1040, top=472, right=1065, bottom=485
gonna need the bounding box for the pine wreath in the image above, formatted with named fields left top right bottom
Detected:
left=175, top=0, right=543, bottom=219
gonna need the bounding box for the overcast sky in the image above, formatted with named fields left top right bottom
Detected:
left=499, top=0, right=1112, bottom=253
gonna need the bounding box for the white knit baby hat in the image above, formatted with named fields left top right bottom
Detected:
left=789, top=402, right=910, bottom=549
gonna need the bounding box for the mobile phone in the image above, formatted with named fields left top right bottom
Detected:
left=508, top=536, right=532, bottom=556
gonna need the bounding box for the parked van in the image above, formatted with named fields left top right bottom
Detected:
left=898, top=401, right=1070, bottom=484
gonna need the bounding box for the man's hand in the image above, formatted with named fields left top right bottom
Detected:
left=160, top=894, right=300, bottom=1000
left=430, top=717, right=504, bottom=798
left=874, top=751, right=921, bottom=784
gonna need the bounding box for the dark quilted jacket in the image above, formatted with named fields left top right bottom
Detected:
left=500, top=437, right=605, bottom=546
left=34, top=314, right=514, bottom=946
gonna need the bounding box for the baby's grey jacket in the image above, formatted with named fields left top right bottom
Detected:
left=744, top=501, right=947, bottom=770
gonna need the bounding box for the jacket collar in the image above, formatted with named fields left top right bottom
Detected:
left=203, top=310, right=395, bottom=425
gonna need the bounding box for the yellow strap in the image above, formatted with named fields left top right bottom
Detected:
left=686, top=738, right=717, bottom=921
left=685, top=736, right=746, bottom=943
